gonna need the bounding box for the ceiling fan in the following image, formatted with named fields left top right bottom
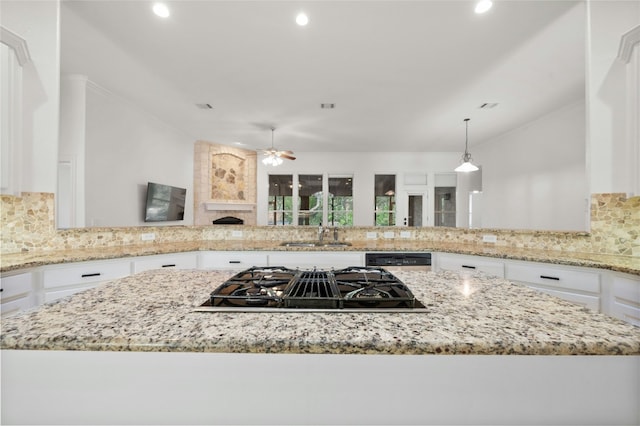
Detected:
left=260, top=127, right=296, bottom=166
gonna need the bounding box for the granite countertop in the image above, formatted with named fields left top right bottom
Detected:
left=2, top=269, right=639, bottom=355
left=1, top=240, right=639, bottom=275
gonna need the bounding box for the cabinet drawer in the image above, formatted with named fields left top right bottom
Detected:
left=44, top=283, right=98, bottom=303
left=133, top=253, right=198, bottom=273
left=43, top=261, right=131, bottom=289
left=507, top=264, right=600, bottom=294
left=199, top=252, right=269, bottom=270
left=610, top=274, right=640, bottom=326
left=524, top=284, right=600, bottom=311
left=0, top=272, right=32, bottom=300
left=436, top=254, right=504, bottom=278
left=1, top=295, right=34, bottom=317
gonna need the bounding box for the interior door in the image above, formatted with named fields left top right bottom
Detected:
left=399, top=191, right=428, bottom=226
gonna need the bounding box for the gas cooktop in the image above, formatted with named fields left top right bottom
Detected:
left=195, top=266, right=427, bottom=313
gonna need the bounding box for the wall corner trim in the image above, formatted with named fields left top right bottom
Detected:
left=0, top=26, right=31, bottom=66
left=618, top=24, right=640, bottom=63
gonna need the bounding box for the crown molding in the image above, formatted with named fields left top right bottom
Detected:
left=0, top=26, right=31, bottom=66
left=618, top=24, right=640, bottom=64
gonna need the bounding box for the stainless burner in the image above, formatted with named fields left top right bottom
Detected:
left=198, top=266, right=427, bottom=312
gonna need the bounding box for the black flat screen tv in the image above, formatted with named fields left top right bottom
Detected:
left=144, top=182, right=186, bottom=222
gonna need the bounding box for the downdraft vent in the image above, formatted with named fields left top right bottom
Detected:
left=196, top=103, right=213, bottom=109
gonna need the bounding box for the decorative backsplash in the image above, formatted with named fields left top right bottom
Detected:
left=1, top=191, right=638, bottom=257
left=193, top=141, right=257, bottom=226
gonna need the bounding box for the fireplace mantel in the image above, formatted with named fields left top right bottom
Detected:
left=204, top=201, right=255, bottom=211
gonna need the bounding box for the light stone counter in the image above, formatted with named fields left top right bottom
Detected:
left=1, top=240, right=638, bottom=275
left=2, top=269, right=638, bottom=355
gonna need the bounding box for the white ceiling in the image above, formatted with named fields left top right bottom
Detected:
left=60, top=0, right=585, bottom=154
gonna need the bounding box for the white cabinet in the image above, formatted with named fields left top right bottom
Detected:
left=199, top=251, right=269, bottom=270
left=42, top=259, right=131, bottom=303
left=606, top=272, right=640, bottom=326
left=132, top=252, right=198, bottom=273
left=434, top=253, right=505, bottom=277
left=505, top=261, right=601, bottom=312
left=267, top=252, right=364, bottom=270
left=0, top=271, right=36, bottom=316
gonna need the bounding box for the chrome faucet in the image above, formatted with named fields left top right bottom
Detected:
left=318, top=224, right=324, bottom=242
left=333, top=227, right=339, bottom=242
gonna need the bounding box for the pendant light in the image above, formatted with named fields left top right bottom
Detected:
left=454, top=118, right=479, bottom=172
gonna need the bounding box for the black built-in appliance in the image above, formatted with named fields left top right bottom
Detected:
left=196, top=266, right=427, bottom=313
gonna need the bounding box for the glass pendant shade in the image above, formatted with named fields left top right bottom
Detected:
left=454, top=159, right=479, bottom=172
left=454, top=118, right=479, bottom=172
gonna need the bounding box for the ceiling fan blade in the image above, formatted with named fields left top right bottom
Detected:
left=279, top=153, right=296, bottom=160
left=280, top=150, right=294, bottom=155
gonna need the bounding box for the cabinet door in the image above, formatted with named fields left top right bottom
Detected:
left=435, top=253, right=504, bottom=277
left=43, top=260, right=131, bottom=289
left=268, top=252, right=364, bottom=270
left=199, top=252, right=269, bottom=270
left=608, top=273, right=640, bottom=326
left=132, top=252, right=198, bottom=273
left=505, top=262, right=601, bottom=311
left=0, top=272, right=35, bottom=316
left=42, top=260, right=131, bottom=303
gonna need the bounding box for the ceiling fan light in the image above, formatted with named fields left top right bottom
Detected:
left=262, top=155, right=283, bottom=166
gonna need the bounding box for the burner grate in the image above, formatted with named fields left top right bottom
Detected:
left=283, top=270, right=342, bottom=309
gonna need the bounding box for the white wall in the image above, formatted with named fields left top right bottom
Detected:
left=587, top=1, right=640, bottom=195
left=0, top=0, right=60, bottom=193
left=84, top=83, right=194, bottom=227
left=58, top=74, right=87, bottom=228
left=474, top=102, right=588, bottom=231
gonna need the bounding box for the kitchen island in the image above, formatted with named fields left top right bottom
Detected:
left=2, top=269, right=639, bottom=424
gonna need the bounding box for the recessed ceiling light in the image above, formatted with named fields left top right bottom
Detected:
left=321, top=103, right=335, bottom=109
left=296, top=12, right=309, bottom=26
left=474, top=0, right=493, bottom=14
left=152, top=3, right=170, bottom=18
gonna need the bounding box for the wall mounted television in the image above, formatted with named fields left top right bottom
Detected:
left=144, top=182, right=186, bottom=222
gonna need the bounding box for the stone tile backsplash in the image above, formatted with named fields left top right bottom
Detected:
left=1, top=192, right=638, bottom=257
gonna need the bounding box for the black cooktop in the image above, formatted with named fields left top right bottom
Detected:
left=196, top=266, right=427, bottom=313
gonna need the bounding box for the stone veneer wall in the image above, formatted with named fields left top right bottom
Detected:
left=1, top=192, right=638, bottom=257
left=193, top=141, right=257, bottom=226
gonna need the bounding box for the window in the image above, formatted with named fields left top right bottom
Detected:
left=298, top=174, right=323, bottom=225
left=328, top=176, right=353, bottom=226
left=374, top=174, right=395, bottom=226
left=434, top=186, right=456, bottom=227
left=268, top=175, right=293, bottom=225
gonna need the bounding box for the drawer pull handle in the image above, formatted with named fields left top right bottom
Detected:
left=540, top=275, right=560, bottom=281
left=462, top=265, right=476, bottom=269
left=81, top=273, right=101, bottom=278
left=229, top=260, right=241, bottom=264
left=162, top=264, right=176, bottom=268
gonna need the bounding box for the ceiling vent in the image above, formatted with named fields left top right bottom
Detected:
left=321, top=103, right=335, bottom=109
left=479, top=102, right=498, bottom=109
left=196, top=103, right=213, bottom=109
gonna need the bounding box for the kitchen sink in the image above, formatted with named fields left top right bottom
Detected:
left=280, top=241, right=352, bottom=248
left=320, top=242, right=352, bottom=247
left=280, top=242, right=318, bottom=247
